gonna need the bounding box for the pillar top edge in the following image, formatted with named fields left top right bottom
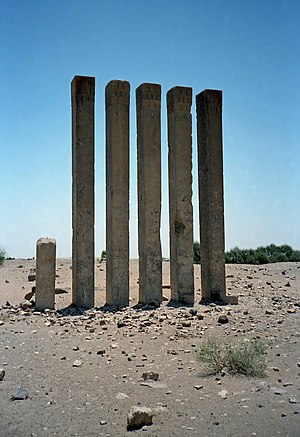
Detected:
left=37, top=237, right=56, bottom=245
left=136, top=83, right=161, bottom=91
left=196, top=89, right=222, bottom=106
left=106, top=80, right=130, bottom=90
left=136, top=83, right=161, bottom=102
left=196, top=89, right=222, bottom=97
left=167, top=86, right=192, bottom=111
left=72, top=75, right=95, bottom=82
left=167, top=86, right=192, bottom=95
left=71, top=76, right=95, bottom=96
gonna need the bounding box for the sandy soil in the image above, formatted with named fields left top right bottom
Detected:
left=0, top=259, right=299, bottom=437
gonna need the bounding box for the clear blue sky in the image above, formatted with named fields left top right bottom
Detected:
left=1, top=0, right=299, bottom=258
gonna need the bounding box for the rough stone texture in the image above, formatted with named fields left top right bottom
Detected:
left=167, top=87, right=194, bottom=304
left=127, top=406, right=153, bottom=430
left=196, top=89, right=226, bottom=302
left=71, top=76, right=95, bottom=308
left=105, top=80, right=130, bottom=306
left=136, top=83, right=162, bottom=306
left=35, top=238, right=56, bottom=311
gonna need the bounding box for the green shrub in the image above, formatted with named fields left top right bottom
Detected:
left=100, top=250, right=106, bottom=262
left=197, top=337, right=267, bottom=376
left=196, top=337, right=225, bottom=374
left=226, top=339, right=267, bottom=376
left=0, top=248, right=6, bottom=266
left=225, top=244, right=300, bottom=265
left=193, top=241, right=201, bottom=264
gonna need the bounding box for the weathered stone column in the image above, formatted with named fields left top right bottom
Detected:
left=136, top=83, right=162, bottom=306
left=196, top=89, right=227, bottom=302
left=167, top=86, right=194, bottom=304
left=36, top=238, right=56, bottom=311
left=106, top=80, right=130, bottom=306
left=71, top=76, right=95, bottom=308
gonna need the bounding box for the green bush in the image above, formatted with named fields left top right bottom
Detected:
left=224, top=244, right=300, bottom=265
left=197, top=337, right=267, bottom=376
left=100, top=250, right=106, bottom=262
left=193, top=241, right=201, bottom=264
left=0, top=248, right=6, bottom=266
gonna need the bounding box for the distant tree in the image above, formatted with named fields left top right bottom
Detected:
left=100, top=250, right=106, bottom=262
left=225, top=244, right=300, bottom=265
left=194, top=241, right=201, bottom=264
left=225, top=247, right=245, bottom=264
left=289, top=250, right=300, bottom=262
left=0, top=248, right=6, bottom=266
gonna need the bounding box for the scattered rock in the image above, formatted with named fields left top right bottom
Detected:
left=218, top=389, right=228, bottom=399
left=218, top=315, right=229, bottom=324
left=116, top=392, right=129, bottom=400
left=270, top=387, right=286, bottom=395
left=289, top=396, right=298, bottom=404
left=0, top=369, right=5, bottom=381
left=142, top=371, right=159, bottom=381
left=127, top=406, right=154, bottom=431
left=117, top=320, right=127, bottom=328
left=193, top=385, right=203, bottom=390
left=11, top=387, right=28, bottom=401
left=256, top=381, right=270, bottom=391
left=182, top=321, right=191, bottom=327
left=72, top=360, right=83, bottom=368
left=140, top=381, right=167, bottom=389
left=20, top=300, right=33, bottom=309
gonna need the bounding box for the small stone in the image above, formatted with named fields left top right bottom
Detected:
left=20, top=300, right=33, bottom=309
left=189, top=309, right=197, bottom=316
left=270, top=387, right=286, bottom=395
left=99, top=420, right=107, bottom=425
left=0, top=369, right=5, bottom=381
left=142, top=371, right=159, bottom=381
left=182, top=321, right=191, bottom=327
left=11, top=387, right=28, bottom=401
left=218, top=389, right=228, bottom=399
left=193, top=385, right=203, bottom=390
left=256, top=381, right=269, bottom=391
left=72, top=360, right=83, bottom=368
left=117, top=320, right=127, bottom=328
left=265, top=310, right=274, bottom=315
left=140, top=381, right=167, bottom=389
left=127, top=406, right=153, bottom=430
left=116, top=392, right=128, bottom=399
left=270, top=366, right=280, bottom=372
left=289, top=396, right=298, bottom=404
left=218, top=315, right=229, bottom=324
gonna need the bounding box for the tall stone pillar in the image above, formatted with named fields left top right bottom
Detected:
left=71, top=75, right=95, bottom=308
left=136, top=83, right=162, bottom=306
left=196, top=89, right=226, bottom=302
left=105, top=80, right=130, bottom=306
left=36, top=238, right=56, bottom=311
left=167, top=87, right=194, bottom=304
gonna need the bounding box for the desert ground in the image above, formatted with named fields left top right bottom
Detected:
left=0, top=259, right=299, bottom=437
